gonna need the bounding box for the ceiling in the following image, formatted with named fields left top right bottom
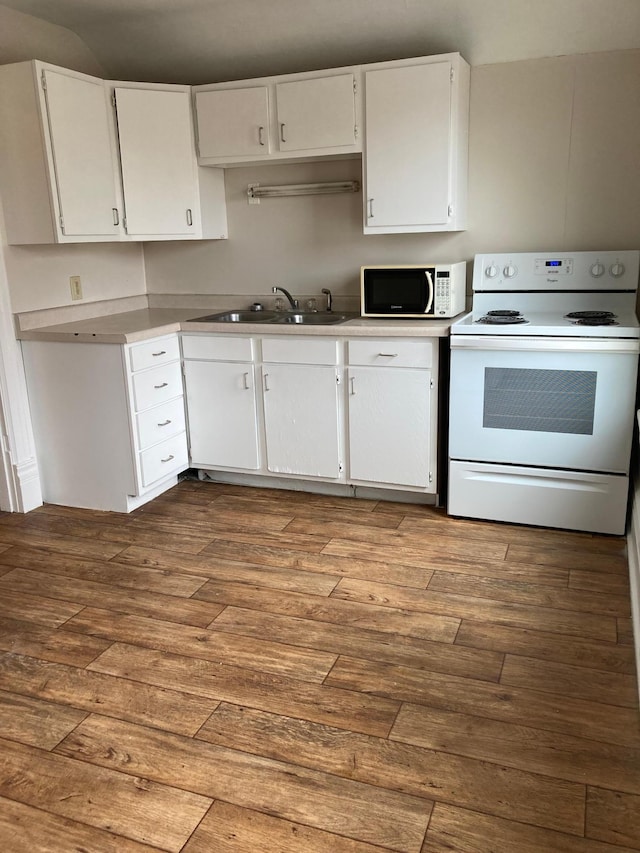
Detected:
left=3, top=0, right=640, bottom=84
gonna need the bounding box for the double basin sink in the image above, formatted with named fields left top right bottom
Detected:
left=190, top=310, right=357, bottom=326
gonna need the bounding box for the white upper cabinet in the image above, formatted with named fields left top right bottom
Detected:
left=194, top=69, right=361, bottom=166
left=0, top=62, right=122, bottom=244
left=42, top=69, right=121, bottom=239
left=196, top=86, right=271, bottom=158
left=0, top=61, right=228, bottom=244
left=113, top=87, right=201, bottom=237
left=363, top=54, right=469, bottom=234
left=275, top=74, right=357, bottom=152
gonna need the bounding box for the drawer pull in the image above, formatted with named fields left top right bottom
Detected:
left=152, top=350, right=167, bottom=357
left=161, top=454, right=175, bottom=463
left=157, top=419, right=172, bottom=427
left=280, top=123, right=286, bottom=143
left=154, top=382, right=169, bottom=389
left=263, top=373, right=270, bottom=392
left=243, top=372, right=250, bottom=390
left=258, top=125, right=265, bottom=146
left=378, top=352, right=398, bottom=358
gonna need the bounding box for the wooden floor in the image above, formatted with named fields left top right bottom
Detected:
left=0, top=478, right=638, bottom=852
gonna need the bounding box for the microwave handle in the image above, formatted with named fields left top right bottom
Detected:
left=424, top=270, right=434, bottom=314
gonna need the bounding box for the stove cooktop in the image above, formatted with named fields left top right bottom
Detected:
left=451, top=310, right=640, bottom=338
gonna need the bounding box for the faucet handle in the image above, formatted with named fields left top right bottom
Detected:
left=321, top=288, right=333, bottom=312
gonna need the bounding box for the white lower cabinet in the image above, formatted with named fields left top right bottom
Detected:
left=21, top=334, right=188, bottom=512
left=182, top=332, right=438, bottom=496
left=347, top=339, right=438, bottom=491
left=262, top=363, right=341, bottom=478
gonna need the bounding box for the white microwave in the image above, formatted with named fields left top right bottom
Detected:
left=361, top=263, right=467, bottom=318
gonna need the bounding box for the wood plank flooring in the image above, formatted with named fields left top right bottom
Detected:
left=0, top=478, right=638, bottom=852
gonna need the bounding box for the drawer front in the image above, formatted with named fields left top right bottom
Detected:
left=139, top=432, right=189, bottom=488
left=182, top=334, right=254, bottom=362
left=130, top=336, right=180, bottom=372
left=262, top=337, right=338, bottom=365
left=132, top=361, right=183, bottom=412
left=348, top=339, right=434, bottom=368
left=136, top=397, right=186, bottom=451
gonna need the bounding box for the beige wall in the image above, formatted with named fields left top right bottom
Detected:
left=0, top=5, right=146, bottom=314
left=144, top=49, right=640, bottom=302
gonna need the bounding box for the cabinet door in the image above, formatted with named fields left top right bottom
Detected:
left=184, top=360, right=260, bottom=470
left=262, top=364, right=341, bottom=478
left=364, top=62, right=451, bottom=229
left=115, top=87, right=198, bottom=236
left=348, top=367, right=432, bottom=488
left=275, top=74, right=356, bottom=152
left=196, top=87, right=270, bottom=157
left=43, top=70, right=120, bottom=237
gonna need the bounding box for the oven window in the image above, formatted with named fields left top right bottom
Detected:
left=483, top=367, right=597, bottom=435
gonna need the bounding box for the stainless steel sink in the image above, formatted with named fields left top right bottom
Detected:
left=189, top=310, right=356, bottom=325
left=190, top=310, right=279, bottom=323
left=277, top=312, right=355, bottom=325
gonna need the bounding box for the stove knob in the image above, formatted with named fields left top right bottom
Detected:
left=485, top=264, right=498, bottom=278
left=610, top=262, right=626, bottom=278
left=503, top=264, right=517, bottom=278
left=590, top=262, right=605, bottom=278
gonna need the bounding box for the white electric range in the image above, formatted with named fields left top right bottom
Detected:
left=448, top=250, right=640, bottom=535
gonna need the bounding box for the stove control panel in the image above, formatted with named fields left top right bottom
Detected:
left=473, top=250, right=639, bottom=293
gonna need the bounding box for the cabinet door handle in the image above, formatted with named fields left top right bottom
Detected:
left=258, top=126, right=265, bottom=146
left=243, top=372, right=250, bottom=390
left=368, top=198, right=374, bottom=219
left=154, top=382, right=169, bottom=389
left=186, top=208, right=193, bottom=226
left=112, top=208, right=120, bottom=226
left=263, top=373, right=270, bottom=392
left=350, top=377, right=356, bottom=395
left=280, top=123, right=286, bottom=143
left=152, top=350, right=166, bottom=357
left=160, top=454, right=175, bottom=463
left=378, top=352, right=398, bottom=358
left=157, top=419, right=172, bottom=427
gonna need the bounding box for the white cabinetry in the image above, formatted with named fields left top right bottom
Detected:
left=182, top=335, right=260, bottom=470
left=363, top=54, right=469, bottom=233
left=261, top=338, right=342, bottom=478
left=194, top=70, right=361, bottom=166
left=0, top=61, right=228, bottom=244
left=347, top=339, right=438, bottom=491
left=21, top=335, right=188, bottom=512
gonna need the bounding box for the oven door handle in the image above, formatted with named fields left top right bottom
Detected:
left=450, top=335, right=640, bottom=354
left=424, top=270, right=434, bottom=315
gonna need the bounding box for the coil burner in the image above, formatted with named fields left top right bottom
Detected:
left=477, top=310, right=528, bottom=325
left=565, top=311, right=618, bottom=326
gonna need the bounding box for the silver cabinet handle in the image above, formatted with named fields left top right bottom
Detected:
left=243, top=372, right=250, bottom=390
left=112, top=208, right=119, bottom=226
left=154, top=382, right=169, bottom=389
left=368, top=198, right=374, bottom=218
left=263, top=373, right=270, bottom=392
left=152, top=350, right=166, bottom=357
left=350, top=377, right=356, bottom=395
left=186, top=208, right=193, bottom=226
left=280, top=123, right=286, bottom=143
left=161, top=454, right=175, bottom=463
left=378, top=352, right=398, bottom=358
left=258, top=126, right=265, bottom=146
left=157, top=419, right=171, bottom=427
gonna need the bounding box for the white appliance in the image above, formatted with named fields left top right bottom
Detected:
left=361, top=263, right=466, bottom=318
left=448, top=250, right=640, bottom=535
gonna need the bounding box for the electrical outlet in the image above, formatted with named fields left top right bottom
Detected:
left=69, top=275, right=83, bottom=300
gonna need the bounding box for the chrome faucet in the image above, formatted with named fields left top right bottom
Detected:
left=321, top=288, right=333, bottom=312
left=272, top=286, right=298, bottom=310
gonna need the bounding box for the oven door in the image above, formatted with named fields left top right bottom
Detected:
left=449, top=335, right=639, bottom=473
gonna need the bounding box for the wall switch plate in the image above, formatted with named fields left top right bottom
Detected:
left=69, top=276, right=83, bottom=300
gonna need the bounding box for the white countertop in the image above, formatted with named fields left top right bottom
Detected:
left=17, top=307, right=458, bottom=344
